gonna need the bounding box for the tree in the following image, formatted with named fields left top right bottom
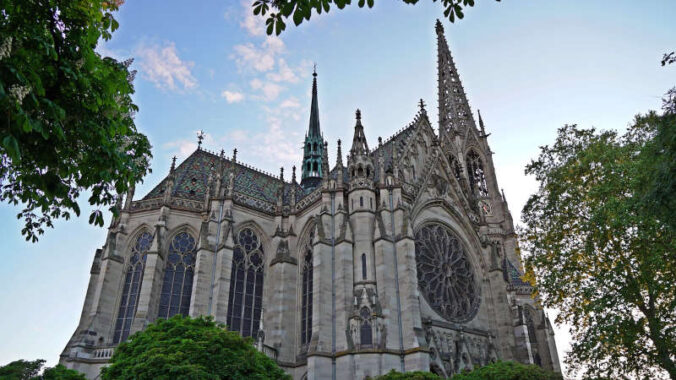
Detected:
left=0, top=359, right=85, bottom=380
left=100, top=315, right=291, bottom=380
left=251, top=0, right=500, bottom=36
left=451, top=361, right=563, bottom=380
left=0, top=0, right=152, bottom=242
left=519, top=93, right=676, bottom=379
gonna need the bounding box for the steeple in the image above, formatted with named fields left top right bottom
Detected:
left=436, top=19, right=477, bottom=140
left=308, top=66, right=321, bottom=137
left=348, top=109, right=374, bottom=184
left=301, top=67, right=326, bottom=189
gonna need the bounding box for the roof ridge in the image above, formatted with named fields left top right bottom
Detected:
left=197, top=149, right=288, bottom=184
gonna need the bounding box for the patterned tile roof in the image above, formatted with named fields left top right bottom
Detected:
left=503, top=258, right=531, bottom=288
left=144, top=150, right=289, bottom=204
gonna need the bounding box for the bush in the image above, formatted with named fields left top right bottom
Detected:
left=100, top=315, right=290, bottom=380
left=372, top=370, right=442, bottom=379
left=451, top=361, right=562, bottom=380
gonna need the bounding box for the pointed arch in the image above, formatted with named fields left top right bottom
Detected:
left=359, top=307, right=373, bottom=346
left=113, top=229, right=153, bottom=343
left=226, top=224, right=265, bottom=338
left=466, top=149, right=488, bottom=197
left=158, top=228, right=197, bottom=319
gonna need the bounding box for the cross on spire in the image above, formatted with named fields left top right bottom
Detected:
left=197, top=130, right=205, bottom=149
left=419, top=98, right=426, bottom=111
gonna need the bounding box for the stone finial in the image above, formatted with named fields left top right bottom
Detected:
left=419, top=98, right=426, bottom=111
left=170, top=156, right=177, bottom=173
left=356, top=108, right=361, bottom=120
left=378, top=136, right=382, bottom=147
left=219, top=148, right=225, bottom=158
left=280, top=167, right=284, bottom=181
left=232, top=148, right=237, bottom=163
left=435, top=19, right=444, bottom=34
left=292, top=165, right=297, bottom=183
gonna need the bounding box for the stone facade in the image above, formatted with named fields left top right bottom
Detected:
left=60, top=21, right=560, bottom=380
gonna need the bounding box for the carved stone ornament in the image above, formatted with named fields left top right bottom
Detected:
left=415, top=223, right=480, bottom=322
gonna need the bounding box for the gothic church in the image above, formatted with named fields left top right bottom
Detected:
left=61, top=21, right=561, bottom=379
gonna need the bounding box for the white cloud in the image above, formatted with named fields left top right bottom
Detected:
left=240, top=0, right=266, bottom=36
left=250, top=78, right=283, bottom=101
left=231, top=37, right=285, bottom=72
left=222, top=90, right=244, bottom=103
left=267, top=58, right=299, bottom=83
left=279, top=96, right=301, bottom=109
left=135, top=42, right=197, bottom=91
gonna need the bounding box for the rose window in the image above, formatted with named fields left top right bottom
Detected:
left=415, top=223, right=480, bottom=322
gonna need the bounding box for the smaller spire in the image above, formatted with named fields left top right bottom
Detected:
left=419, top=98, right=426, bottom=111
left=197, top=130, right=205, bottom=150
left=220, top=148, right=225, bottom=158
left=232, top=148, right=237, bottom=163
left=350, top=108, right=369, bottom=156
left=170, top=156, right=177, bottom=173
left=478, top=109, right=486, bottom=135
left=280, top=167, right=284, bottom=181
left=336, top=139, right=343, bottom=167
left=292, top=165, right=297, bottom=183
left=356, top=108, right=361, bottom=120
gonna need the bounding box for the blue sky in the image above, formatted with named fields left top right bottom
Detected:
left=0, top=0, right=674, bottom=374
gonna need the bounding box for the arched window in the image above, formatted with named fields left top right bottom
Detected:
left=466, top=150, right=488, bottom=197
left=300, top=229, right=314, bottom=350
left=306, top=162, right=312, bottom=172
left=449, top=156, right=462, bottom=183
left=312, top=161, right=318, bottom=171
left=524, top=307, right=537, bottom=344
left=113, top=231, right=153, bottom=343
left=227, top=227, right=264, bottom=337
left=158, top=232, right=197, bottom=319
left=361, top=253, right=367, bottom=280
left=360, top=307, right=372, bottom=346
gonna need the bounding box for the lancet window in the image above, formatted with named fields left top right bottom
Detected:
left=113, top=231, right=153, bottom=343
left=300, top=229, right=314, bottom=350
left=227, top=227, right=264, bottom=338
left=158, top=232, right=196, bottom=319
left=466, top=150, right=488, bottom=197
left=361, top=254, right=367, bottom=280
left=360, top=307, right=373, bottom=346
left=524, top=307, right=537, bottom=344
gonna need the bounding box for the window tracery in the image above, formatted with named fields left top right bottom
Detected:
left=360, top=307, right=372, bottom=346
left=466, top=150, right=488, bottom=197
left=300, top=229, right=314, bottom=350
left=113, top=231, right=153, bottom=343
left=226, top=227, right=264, bottom=338
left=158, top=232, right=196, bottom=319
left=415, top=223, right=480, bottom=322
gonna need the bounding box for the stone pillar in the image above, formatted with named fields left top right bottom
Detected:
left=210, top=209, right=234, bottom=323
left=189, top=220, right=215, bottom=317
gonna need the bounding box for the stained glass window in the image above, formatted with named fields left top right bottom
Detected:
left=466, top=150, right=488, bottom=197
left=158, top=232, right=197, bottom=319
left=360, top=307, right=372, bottom=346
left=226, top=227, right=264, bottom=338
left=300, top=230, right=314, bottom=350
left=414, top=223, right=480, bottom=322
left=113, top=231, right=153, bottom=343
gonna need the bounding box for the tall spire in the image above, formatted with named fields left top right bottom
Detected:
left=300, top=67, right=326, bottom=189
left=308, top=65, right=321, bottom=137
left=436, top=19, right=477, bottom=140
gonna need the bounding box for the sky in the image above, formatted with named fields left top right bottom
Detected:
left=0, top=0, right=674, bottom=376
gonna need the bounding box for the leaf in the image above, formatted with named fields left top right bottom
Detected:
left=2, top=135, right=21, bottom=161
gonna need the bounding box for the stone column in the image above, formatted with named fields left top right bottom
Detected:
left=131, top=222, right=166, bottom=334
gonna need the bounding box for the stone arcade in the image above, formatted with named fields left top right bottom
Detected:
left=61, top=22, right=561, bottom=379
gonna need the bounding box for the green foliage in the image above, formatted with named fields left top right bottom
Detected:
left=0, top=360, right=85, bottom=380
left=371, top=369, right=442, bottom=380
left=519, top=91, right=676, bottom=379
left=100, top=315, right=291, bottom=380
left=451, top=361, right=562, bottom=380
left=0, top=0, right=152, bottom=242
left=252, top=0, right=500, bottom=36
left=0, top=359, right=44, bottom=379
